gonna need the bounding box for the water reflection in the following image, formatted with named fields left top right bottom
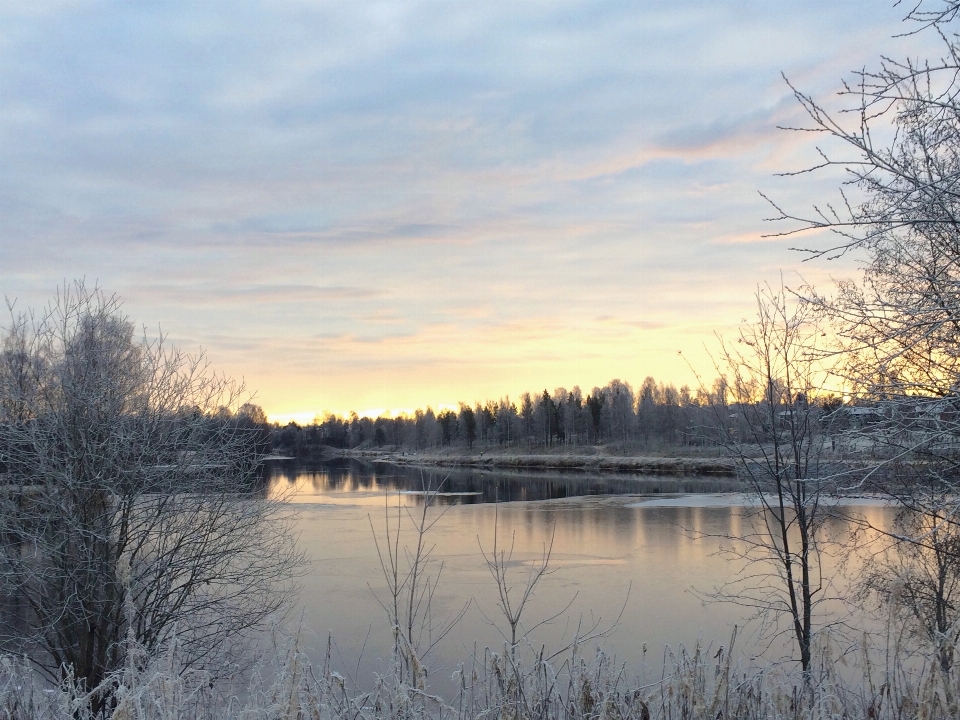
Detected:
left=273, top=460, right=896, bottom=698
left=266, top=458, right=740, bottom=505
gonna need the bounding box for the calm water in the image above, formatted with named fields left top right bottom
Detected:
left=267, top=457, right=742, bottom=504
left=268, top=460, right=893, bottom=696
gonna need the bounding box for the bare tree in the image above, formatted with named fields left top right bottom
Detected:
left=767, top=0, right=960, bottom=438
left=602, top=379, right=635, bottom=447
left=0, top=284, right=303, bottom=711
left=369, top=484, right=469, bottom=692
left=761, top=7, right=960, bottom=690
left=478, top=505, right=557, bottom=652
left=703, top=284, right=836, bottom=675
left=859, top=495, right=960, bottom=679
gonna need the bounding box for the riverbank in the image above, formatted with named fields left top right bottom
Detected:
left=324, top=446, right=736, bottom=476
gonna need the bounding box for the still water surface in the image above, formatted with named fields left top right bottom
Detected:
left=268, top=460, right=891, bottom=695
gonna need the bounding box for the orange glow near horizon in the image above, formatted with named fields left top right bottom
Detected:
left=1, top=1, right=926, bottom=434
left=246, top=321, right=723, bottom=423
left=248, top=274, right=855, bottom=424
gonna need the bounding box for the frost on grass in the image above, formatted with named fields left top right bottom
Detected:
left=2, top=626, right=959, bottom=719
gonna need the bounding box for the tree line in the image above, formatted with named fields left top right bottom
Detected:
left=271, top=376, right=757, bottom=454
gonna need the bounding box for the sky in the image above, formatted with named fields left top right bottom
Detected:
left=0, top=1, right=942, bottom=422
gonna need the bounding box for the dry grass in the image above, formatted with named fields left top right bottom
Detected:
left=2, top=625, right=959, bottom=719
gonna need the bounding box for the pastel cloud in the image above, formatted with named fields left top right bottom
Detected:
left=0, top=1, right=937, bottom=418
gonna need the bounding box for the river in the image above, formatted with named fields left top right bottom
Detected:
left=267, top=459, right=894, bottom=697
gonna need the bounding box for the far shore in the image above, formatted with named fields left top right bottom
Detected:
left=323, top=446, right=737, bottom=476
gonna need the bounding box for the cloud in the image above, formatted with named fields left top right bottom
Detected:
left=131, top=283, right=383, bottom=305
left=0, top=0, right=935, bottom=416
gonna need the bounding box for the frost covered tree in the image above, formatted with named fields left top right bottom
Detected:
left=706, top=284, right=834, bottom=675
left=0, top=284, right=302, bottom=711
left=766, top=2, right=960, bottom=690
left=770, top=1, right=960, bottom=434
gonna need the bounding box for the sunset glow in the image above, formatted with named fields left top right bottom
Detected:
left=0, top=1, right=938, bottom=420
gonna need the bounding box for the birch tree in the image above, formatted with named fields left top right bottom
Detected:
left=707, top=284, right=834, bottom=675
left=0, top=285, right=302, bottom=711
left=757, top=4, right=960, bottom=692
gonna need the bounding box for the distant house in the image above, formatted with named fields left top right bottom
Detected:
left=845, top=405, right=881, bottom=423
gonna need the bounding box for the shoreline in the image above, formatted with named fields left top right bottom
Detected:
left=323, top=447, right=737, bottom=476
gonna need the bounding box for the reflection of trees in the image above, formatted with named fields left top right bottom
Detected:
left=268, top=460, right=740, bottom=507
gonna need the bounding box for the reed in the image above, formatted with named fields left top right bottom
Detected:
left=2, top=623, right=958, bottom=719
